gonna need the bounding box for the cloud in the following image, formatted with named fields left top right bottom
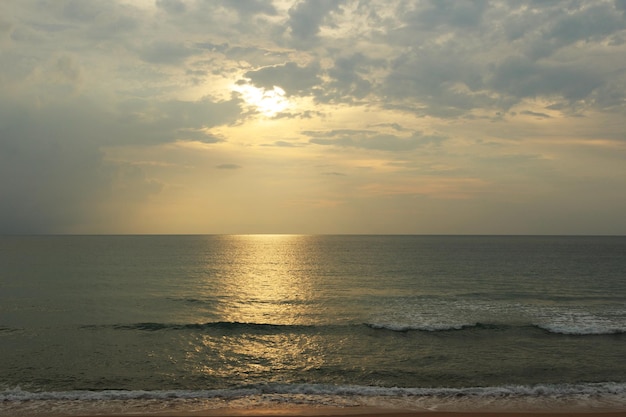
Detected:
left=0, top=98, right=110, bottom=233
left=2, top=0, right=626, bottom=234
left=307, top=130, right=446, bottom=152
left=380, top=1, right=626, bottom=117
left=243, top=62, right=322, bottom=95
left=271, top=110, right=324, bottom=119
left=520, top=110, right=551, bottom=119
left=317, top=53, right=385, bottom=103
left=384, top=43, right=490, bottom=116
left=114, top=96, right=243, bottom=145
left=61, top=0, right=109, bottom=21
left=54, top=55, right=81, bottom=83
left=369, top=123, right=409, bottom=132
left=176, top=129, right=224, bottom=144
left=155, top=0, right=186, bottom=15
left=262, top=140, right=304, bottom=147
left=0, top=93, right=239, bottom=234
left=221, top=0, right=277, bottom=18
left=489, top=56, right=603, bottom=103
left=39, top=1, right=139, bottom=41
left=138, top=41, right=202, bottom=65
left=0, top=56, right=242, bottom=234
left=403, top=0, right=488, bottom=30
left=287, top=0, right=345, bottom=43
left=526, top=3, right=626, bottom=59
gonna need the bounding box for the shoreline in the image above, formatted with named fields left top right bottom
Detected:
left=3, top=400, right=626, bottom=417
left=3, top=395, right=626, bottom=417
left=188, top=408, right=626, bottom=416
left=62, top=409, right=626, bottom=417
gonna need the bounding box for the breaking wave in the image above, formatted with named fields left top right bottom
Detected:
left=78, top=319, right=626, bottom=336
left=2, top=382, right=626, bottom=415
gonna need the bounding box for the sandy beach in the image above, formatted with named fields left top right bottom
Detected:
left=208, top=410, right=626, bottom=417
left=75, top=405, right=626, bottom=417
left=70, top=409, right=626, bottom=417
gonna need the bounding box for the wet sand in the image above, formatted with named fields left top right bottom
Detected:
left=78, top=407, right=626, bottom=417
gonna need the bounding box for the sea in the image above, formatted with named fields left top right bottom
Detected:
left=1, top=235, right=625, bottom=415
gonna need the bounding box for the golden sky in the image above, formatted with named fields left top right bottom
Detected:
left=1, top=1, right=626, bottom=234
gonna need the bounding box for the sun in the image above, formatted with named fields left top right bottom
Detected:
left=235, top=84, right=290, bottom=117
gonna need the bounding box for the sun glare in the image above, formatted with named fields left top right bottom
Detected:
left=235, top=84, right=289, bottom=117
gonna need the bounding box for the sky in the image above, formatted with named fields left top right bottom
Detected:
left=1, top=0, right=626, bottom=235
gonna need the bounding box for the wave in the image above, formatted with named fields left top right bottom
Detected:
left=454, top=291, right=626, bottom=303
left=0, top=325, right=20, bottom=333
left=365, top=321, right=497, bottom=332
left=366, top=305, right=626, bottom=335
left=86, top=320, right=506, bottom=334
left=81, top=321, right=316, bottom=332
left=535, top=309, right=626, bottom=335
left=536, top=323, right=626, bottom=335
left=3, top=381, right=626, bottom=401
left=80, top=320, right=626, bottom=336
left=365, top=321, right=626, bottom=335
left=3, top=381, right=626, bottom=415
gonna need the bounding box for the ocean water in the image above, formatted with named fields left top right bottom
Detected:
left=1, top=235, right=625, bottom=415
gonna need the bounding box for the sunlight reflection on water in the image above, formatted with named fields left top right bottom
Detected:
left=204, top=234, right=317, bottom=325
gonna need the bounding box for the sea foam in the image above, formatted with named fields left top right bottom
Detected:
left=2, top=382, right=626, bottom=415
